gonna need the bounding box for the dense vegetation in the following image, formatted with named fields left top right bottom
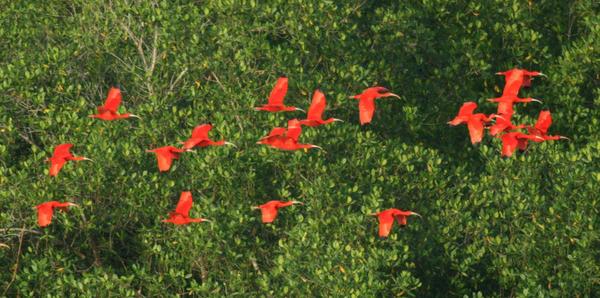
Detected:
left=1, top=1, right=599, bottom=296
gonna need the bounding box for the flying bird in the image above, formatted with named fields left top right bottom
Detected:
left=526, top=110, right=569, bottom=142
left=488, top=114, right=525, bottom=136
left=254, top=77, right=304, bottom=112
left=47, top=143, right=92, bottom=177
left=89, top=87, right=141, bottom=120
left=299, top=90, right=343, bottom=127
left=448, top=102, right=495, bottom=144
left=371, top=208, right=421, bottom=238
left=163, top=191, right=210, bottom=225
left=181, top=123, right=236, bottom=150
left=35, top=201, right=78, bottom=227
left=252, top=200, right=303, bottom=223
left=257, top=119, right=322, bottom=151
left=350, top=86, right=400, bottom=125
left=496, top=68, right=545, bottom=96
left=499, top=132, right=544, bottom=157
left=487, top=95, right=542, bottom=115
left=146, top=146, right=189, bottom=172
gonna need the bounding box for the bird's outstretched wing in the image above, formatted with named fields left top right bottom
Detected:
left=175, top=191, right=194, bottom=217
left=52, top=143, right=73, bottom=157
left=267, top=77, right=288, bottom=106
left=191, top=124, right=213, bottom=139
left=458, top=102, right=477, bottom=116
left=358, top=98, right=375, bottom=125
left=155, top=152, right=174, bottom=172
left=307, top=90, right=326, bottom=120
left=501, top=134, right=518, bottom=157
left=36, top=203, right=54, bottom=227
left=102, top=87, right=122, bottom=112
left=534, top=110, right=552, bottom=135
left=467, top=119, right=484, bottom=144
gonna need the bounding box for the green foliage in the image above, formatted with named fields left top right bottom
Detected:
left=1, top=0, right=599, bottom=296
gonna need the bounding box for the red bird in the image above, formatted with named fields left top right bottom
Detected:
left=89, top=87, right=141, bottom=120
left=47, top=143, right=92, bottom=177
left=163, top=191, right=210, bottom=225
left=487, top=95, right=542, bottom=115
left=350, top=86, right=400, bottom=125
left=254, top=77, right=305, bottom=112
left=35, top=201, right=78, bottom=227
left=181, top=123, right=236, bottom=150
left=257, top=119, right=322, bottom=151
left=500, top=132, right=544, bottom=157
left=448, top=102, right=495, bottom=144
left=526, top=110, right=569, bottom=142
left=371, top=208, right=421, bottom=238
left=496, top=68, right=545, bottom=96
left=252, top=200, right=303, bottom=223
left=299, top=90, right=343, bottom=127
left=146, top=146, right=189, bottom=172
left=488, top=115, right=524, bottom=136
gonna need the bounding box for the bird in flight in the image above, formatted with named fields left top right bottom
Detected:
left=299, top=90, right=343, bottom=127
left=254, top=76, right=305, bottom=112
left=146, top=146, right=189, bottom=172
left=89, top=87, right=141, bottom=120
left=488, top=113, right=524, bottom=136
left=496, top=68, right=545, bottom=96
left=371, top=208, right=421, bottom=238
left=181, top=123, right=236, bottom=150
left=252, top=200, right=303, bottom=223
left=526, top=110, right=569, bottom=142
left=257, top=119, right=322, bottom=151
left=487, top=95, right=542, bottom=116
left=47, top=143, right=92, bottom=177
left=350, top=86, right=400, bottom=125
left=499, top=131, right=544, bottom=157
left=448, top=102, right=495, bottom=144
left=35, top=201, right=78, bottom=227
left=163, top=191, right=210, bottom=225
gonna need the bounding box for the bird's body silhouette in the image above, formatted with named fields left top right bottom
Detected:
left=448, top=102, right=494, bottom=144
left=299, top=90, right=342, bottom=127
left=497, top=68, right=544, bottom=96
left=526, top=110, right=568, bottom=142
left=350, top=86, right=400, bottom=125
left=146, top=146, right=188, bottom=172
left=89, top=87, right=140, bottom=120
left=181, top=123, right=236, bottom=150
left=257, top=119, right=321, bottom=151
left=163, top=191, right=209, bottom=225
left=35, top=201, right=78, bottom=227
left=500, top=132, right=544, bottom=157
left=371, top=208, right=420, bottom=238
left=488, top=95, right=541, bottom=115
left=252, top=200, right=302, bottom=223
left=489, top=115, right=524, bottom=136
left=254, top=77, right=304, bottom=112
left=47, top=143, right=92, bottom=177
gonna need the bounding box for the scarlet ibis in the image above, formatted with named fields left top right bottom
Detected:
left=252, top=200, right=303, bottom=223
left=489, top=114, right=525, bottom=136
left=146, top=146, right=189, bottom=172
left=370, top=208, right=421, bottom=238
left=257, top=119, right=322, bottom=151
left=47, top=143, right=92, bottom=177
left=254, top=77, right=305, bottom=112
left=487, top=95, right=541, bottom=115
left=500, top=132, right=544, bottom=157
left=299, top=90, right=343, bottom=127
left=89, top=87, right=141, bottom=120
left=526, top=110, right=569, bottom=142
left=35, top=201, right=78, bottom=227
left=497, top=68, right=545, bottom=96
left=163, top=191, right=210, bottom=225
left=349, top=86, right=400, bottom=125
left=448, top=102, right=494, bottom=144
left=181, top=123, right=236, bottom=150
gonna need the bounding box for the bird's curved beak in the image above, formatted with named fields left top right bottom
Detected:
left=295, top=108, right=306, bottom=113
left=146, top=149, right=155, bottom=153
left=251, top=206, right=260, bottom=210
left=185, top=149, right=194, bottom=152
left=68, top=203, right=80, bottom=207
left=292, top=201, right=304, bottom=205
left=311, top=145, right=323, bottom=150
left=495, top=72, right=504, bottom=75
left=538, top=72, right=547, bottom=77
left=224, top=142, right=238, bottom=148
left=88, top=115, right=95, bottom=118
left=531, top=98, right=542, bottom=103
left=387, top=93, right=400, bottom=99
left=82, top=158, right=93, bottom=162
left=369, top=213, right=378, bottom=216
left=410, top=212, right=422, bottom=218
left=253, top=107, right=261, bottom=111
left=129, top=114, right=141, bottom=119
left=492, top=114, right=506, bottom=121
left=559, top=136, right=570, bottom=140
left=333, top=118, right=344, bottom=123
left=202, top=219, right=212, bottom=223
left=486, top=98, right=496, bottom=102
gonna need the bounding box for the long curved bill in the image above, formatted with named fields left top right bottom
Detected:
left=410, top=212, right=422, bottom=218
left=82, top=157, right=94, bottom=162
left=386, top=93, right=401, bottom=99
left=295, top=107, right=306, bottom=113
left=530, top=99, right=542, bottom=103
left=129, top=114, right=142, bottom=119
left=224, top=142, right=238, bottom=148
left=559, top=136, right=570, bottom=140
left=333, top=118, right=344, bottom=123
left=291, top=201, right=304, bottom=205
